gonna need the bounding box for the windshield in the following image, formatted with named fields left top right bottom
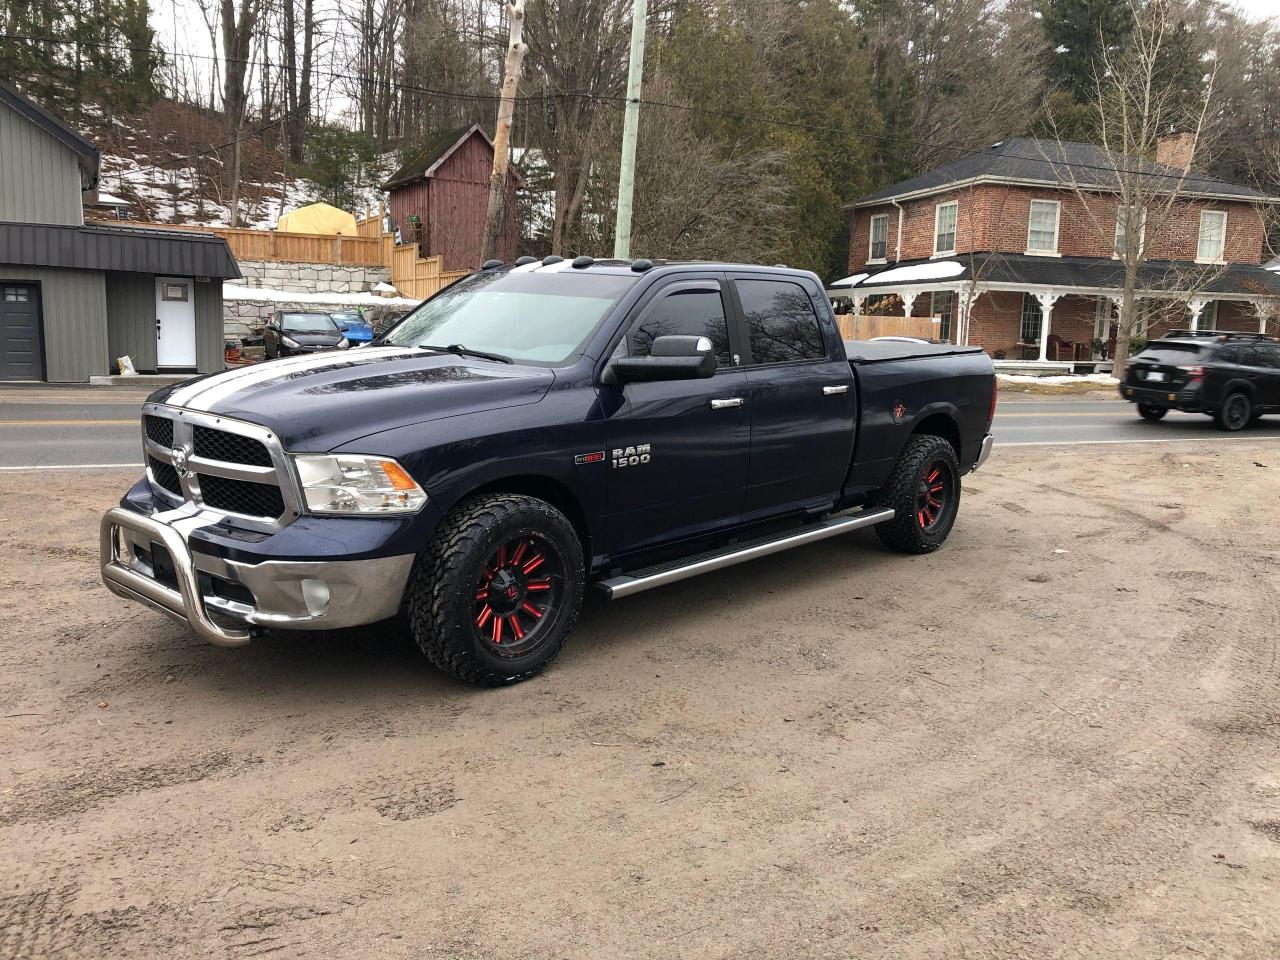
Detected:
left=330, top=312, right=365, bottom=328
left=282, top=312, right=339, bottom=334
left=381, top=269, right=638, bottom=364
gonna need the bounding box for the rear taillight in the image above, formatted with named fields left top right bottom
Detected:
left=988, top=378, right=998, bottom=426
left=1179, top=365, right=1205, bottom=382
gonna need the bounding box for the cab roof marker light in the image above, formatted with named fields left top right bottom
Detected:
left=630, top=258, right=653, bottom=272
left=514, top=255, right=538, bottom=266
left=571, top=255, right=595, bottom=269
left=481, top=259, right=504, bottom=271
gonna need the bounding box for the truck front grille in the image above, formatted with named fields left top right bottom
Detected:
left=193, top=425, right=273, bottom=467
left=197, top=474, right=286, bottom=518
left=148, top=455, right=182, bottom=496
left=144, top=415, right=174, bottom=448
left=140, top=408, right=295, bottom=530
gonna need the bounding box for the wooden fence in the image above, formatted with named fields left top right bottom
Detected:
left=836, top=313, right=939, bottom=341
left=94, top=220, right=388, bottom=266
left=389, top=243, right=468, bottom=299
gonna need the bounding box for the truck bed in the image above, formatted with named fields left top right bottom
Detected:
left=844, top=339, right=987, bottom=364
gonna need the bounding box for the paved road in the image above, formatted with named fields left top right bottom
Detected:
left=3, top=388, right=1280, bottom=469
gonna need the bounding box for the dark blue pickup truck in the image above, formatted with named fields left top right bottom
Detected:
left=101, top=258, right=996, bottom=685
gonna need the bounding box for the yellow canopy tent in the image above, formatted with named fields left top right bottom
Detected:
left=276, top=202, right=358, bottom=236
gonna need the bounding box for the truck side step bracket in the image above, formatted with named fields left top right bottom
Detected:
left=596, top=507, right=895, bottom=600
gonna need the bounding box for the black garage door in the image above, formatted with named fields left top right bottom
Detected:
left=0, top=284, right=44, bottom=381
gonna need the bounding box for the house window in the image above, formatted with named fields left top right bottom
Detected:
left=1020, top=293, right=1043, bottom=343
left=934, top=202, right=957, bottom=256
left=1026, top=200, right=1060, bottom=254
left=931, top=290, right=953, bottom=342
left=3, top=287, right=30, bottom=302
left=1197, top=210, right=1226, bottom=262
left=868, top=214, right=889, bottom=262
left=1114, top=206, right=1146, bottom=258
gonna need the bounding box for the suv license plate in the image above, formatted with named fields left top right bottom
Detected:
left=1147, top=370, right=1165, bottom=382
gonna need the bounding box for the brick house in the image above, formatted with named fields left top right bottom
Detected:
left=829, top=137, right=1280, bottom=365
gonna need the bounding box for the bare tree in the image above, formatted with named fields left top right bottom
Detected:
left=1043, top=0, right=1219, bottom=376
left=281, top=0, right=315, bottom=163
left=482, top=0, right=526, bottom=261
left=221, top=0, right=261, bottom=226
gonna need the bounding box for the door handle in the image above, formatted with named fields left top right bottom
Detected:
left=710, top=397, right=744, bottom=410
left=822, top=385, right=849, bottom=395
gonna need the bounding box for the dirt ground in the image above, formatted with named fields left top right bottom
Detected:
left=2, top=444, right=1279, bottom=960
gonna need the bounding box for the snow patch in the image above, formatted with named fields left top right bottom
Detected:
left=829, top=273, right=868, bottom=288
left=998, top=373, right=1118, bottom=385
left=862, top=261, right=966, bottom=285
left=223, top=282, right=420, bottom=309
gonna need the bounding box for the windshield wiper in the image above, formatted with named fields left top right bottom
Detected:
left=417, top=343, right=513, bottom=364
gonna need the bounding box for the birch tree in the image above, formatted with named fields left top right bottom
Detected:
left=482, top=0, right=525, bottom=261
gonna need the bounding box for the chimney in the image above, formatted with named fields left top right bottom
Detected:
left=1156, top=130, right=1196, bottom=172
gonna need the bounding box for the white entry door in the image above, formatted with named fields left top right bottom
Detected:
left=156, top=277, right=197, bottom=368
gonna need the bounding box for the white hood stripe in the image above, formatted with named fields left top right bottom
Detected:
left=168, top=347, right=419, bottom=412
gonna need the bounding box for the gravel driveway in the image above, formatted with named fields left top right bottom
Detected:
left=2, top=443, right=1278, bottom=959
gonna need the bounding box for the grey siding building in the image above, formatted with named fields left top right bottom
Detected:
left=0, top=81, right=240, bottom=382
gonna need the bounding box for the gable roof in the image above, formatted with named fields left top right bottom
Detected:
left=384, top=123, right=490, bottom=190
left=853, top=137, right=1268, bottom=208
left=0, top=80, right=100, bottom=186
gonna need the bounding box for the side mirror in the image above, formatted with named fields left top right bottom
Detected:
left=606, top=335, right=717, bottom=384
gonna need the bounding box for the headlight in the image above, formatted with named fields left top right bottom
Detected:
left=337, top=337, right=350, bottom=349
left=292, top=455, right=427, bottom=514
left=281, top=335, right=300, bottom=348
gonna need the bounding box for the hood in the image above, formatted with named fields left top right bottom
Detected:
left=288, top=330, right=345, bottom=345
left=151, top=347, right=555, bottom=450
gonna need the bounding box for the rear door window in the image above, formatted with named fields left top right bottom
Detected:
left=735, top=278, right=827, bottom=365
left=1249, top=343, right=1280, bottom=368
left=1136, top=343, right=1207, bottom=366
left=627, top=285, right=733, bottom=367
left=1216, top=344, right=1242, bottom=364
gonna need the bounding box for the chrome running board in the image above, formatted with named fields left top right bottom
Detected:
left=597, top=507, right=894, bottom=600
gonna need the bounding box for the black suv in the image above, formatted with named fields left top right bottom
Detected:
left=1121, top=330, right=1280, bottom=430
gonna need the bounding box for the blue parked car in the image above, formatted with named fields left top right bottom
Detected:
left=330, top=310, right=374, bottom=345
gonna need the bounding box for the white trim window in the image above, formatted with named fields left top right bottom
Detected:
left=930, top=290, right=954, bottom=342
left=868, top=214, right=889, bottom=263
left=933, top=201, right=958, bottom=256
left=1199, top=300, right=1219, bottom=331
left=1019, top=293, right=1043, bottom=343
left=1026, top=200, right=1061, bottom=254
left=1114, top=206, right=1147, bottom=259
left=1197, top=210, right=1227, bottom=263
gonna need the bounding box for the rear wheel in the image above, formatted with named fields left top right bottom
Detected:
left=1136, top=403, right=1168, bottom=421
left=873, top=434, right=961, bottom=554
left=1214, top=392, right=1252, bottom=432
left=407, top=494, right=585, bottom=686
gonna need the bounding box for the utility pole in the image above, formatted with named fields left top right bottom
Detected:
left=613, top=0, right=648, bottom=260
left=482, top=0, right=527, bottom=262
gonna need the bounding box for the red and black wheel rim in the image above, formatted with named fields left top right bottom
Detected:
left=471, top=533, right=564, bottom=659
left=915, top=460, right=955, bottom=533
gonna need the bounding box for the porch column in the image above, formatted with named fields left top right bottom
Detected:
left=851, top=294, right=866, bottom=317
left=900, top=290, right=919, bottom=318
left=953, top=285, right=967, bottom=345
left=1034, top=291, right=1061, bottom=363
left=1187, top=296, right=1209, bottom=333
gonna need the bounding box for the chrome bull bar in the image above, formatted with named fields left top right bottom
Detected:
left=100, top=506, right=252, bottom=647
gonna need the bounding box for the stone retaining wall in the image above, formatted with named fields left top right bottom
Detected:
left=223, top=296, right=409, bottom=340
left=234, top=259, right=391, bottom=295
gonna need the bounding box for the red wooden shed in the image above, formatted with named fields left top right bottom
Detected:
left=384, top=124, right=520, bottom=272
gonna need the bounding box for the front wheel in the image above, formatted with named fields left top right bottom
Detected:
left=1214, top=392, right=1252, bottom=432
left=873, top=434, right=962, bottom=554
left=407, top=494, right=585, bottom=686
left=1137, top=403, right=1168, bottom=421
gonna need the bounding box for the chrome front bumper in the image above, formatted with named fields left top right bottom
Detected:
left=100, top=506, right=414, bottom=646
left=973, top=433, right=994, bottom=471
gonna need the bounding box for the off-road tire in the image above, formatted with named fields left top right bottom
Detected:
left=407, top=494, right=585, bottom=686
left=1214, top=391, right=1252, bottom=432
left=1137, top=403, right=1168, bottom=421
left=873, top=434, right=962, bottom=554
